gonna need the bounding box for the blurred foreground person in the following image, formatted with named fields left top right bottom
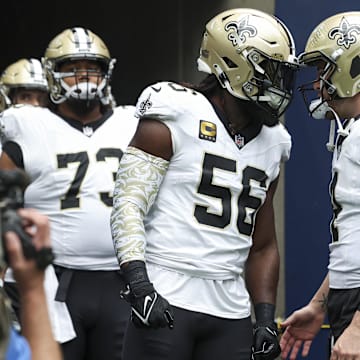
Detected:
left=0, top=169, right=61, bottom=359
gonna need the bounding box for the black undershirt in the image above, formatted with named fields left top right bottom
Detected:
left=210, top=101, right=263, bottom=147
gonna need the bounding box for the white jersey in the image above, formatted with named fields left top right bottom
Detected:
left=329, top=117, right=360, bottom=288
left=0, top=105, right=137, bottom=270
left=135, top=81, right=291, bottom=318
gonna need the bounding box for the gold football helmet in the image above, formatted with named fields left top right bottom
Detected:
left=42, top=27, right=116, bottom=106
left=299, top=12, right=360, bottom=151
left=197, top=8, right=298, bottom=118
left=0, top=58, right=48, bottom=111
left=299, top=11, right=360, bottom=99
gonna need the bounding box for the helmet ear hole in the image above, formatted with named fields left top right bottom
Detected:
left=350, top=55, right=360, bottom=79
left=222, top=57, right=238, bottom=69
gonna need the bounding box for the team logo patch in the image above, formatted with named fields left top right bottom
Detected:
left=138, top=94, right=153, bottom=115
left=225, top=15, right=257, bottom=47
left=329, top=17, right=360, bottom=49
left=199, top=120, right=216, bottom=142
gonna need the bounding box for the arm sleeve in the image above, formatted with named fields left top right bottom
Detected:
left=110, top=146, right=169, bottom=265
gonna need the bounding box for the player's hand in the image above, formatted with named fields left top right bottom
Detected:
left=329, top=310, right=360, bottom=360
left=252, top=320, right=281, bottom=360
left=280, top=303, right=325, bottom=359
left=4, top=208, right=52, bottom=292
left=120, top=261, right=174, bottom=329
left=121, top=286, right=174, bottom=329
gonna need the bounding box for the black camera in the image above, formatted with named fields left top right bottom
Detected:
left=0, top=169, right=54, bottom=270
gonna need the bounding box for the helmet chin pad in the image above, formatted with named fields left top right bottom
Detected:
left=62, top=81, right=104, bottom=101
left=50, top=77, right=108, bottom=105
left=309, top=98, right=331, bottom=119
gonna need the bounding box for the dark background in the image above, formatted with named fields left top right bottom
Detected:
left=0, top=1, right=230, bottom=105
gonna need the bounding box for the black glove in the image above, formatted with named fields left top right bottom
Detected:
left=120, top=261, right=174, bottom=329
left=251, top=303, right=280, bottom=360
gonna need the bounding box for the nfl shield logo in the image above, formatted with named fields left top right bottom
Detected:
left=83, top=126, right=94, bottom=137
left=234, top=134, right=244, bottom=148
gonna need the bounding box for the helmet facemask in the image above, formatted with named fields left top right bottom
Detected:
left=44, top=58, right=116, bottom=107
left=298, top=52, right=339, bottom=120
left=242, top=49, right=297, bottom=120
left=0, top=86, right=12, bottom=111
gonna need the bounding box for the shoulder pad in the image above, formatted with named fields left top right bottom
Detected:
left=135, top=81, right=200, bottom=121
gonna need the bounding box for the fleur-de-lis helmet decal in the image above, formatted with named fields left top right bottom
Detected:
left=225, top=15, right=257, bottom=46
left=197, top=8, right=298, bottom=121
left=299, top=11, right=360, bottom=99
left=329, top=17, right=360, bottom=50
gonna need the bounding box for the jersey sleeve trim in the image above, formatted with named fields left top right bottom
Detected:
left=2, top=141, right=24, bottom=168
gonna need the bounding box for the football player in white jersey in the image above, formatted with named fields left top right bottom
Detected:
left=280, top=12, right=360, bottom=360
left=111, top=8, right=298, bottom=360
left=0, top=27, right=137, bottom=359
left=0, top=58, right=49, bottom=111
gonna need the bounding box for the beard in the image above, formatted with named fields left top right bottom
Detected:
left=66, top=97, right=100, bottom=116
left=241, top=100, right=279, bottom=127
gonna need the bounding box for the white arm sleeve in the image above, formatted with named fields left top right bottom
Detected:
left=110, top=146, right=169, bottom=265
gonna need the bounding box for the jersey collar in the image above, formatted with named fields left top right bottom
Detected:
left=58, top=109, right=113, bottom=136
left=210, top=100, right=262, bottom=149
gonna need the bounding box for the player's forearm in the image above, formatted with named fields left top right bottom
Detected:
left=349, top=309, right=360, bottom=332
left=20, top=286, right=62, bottom=360
left=309, top=273, right=329, bottom=313
left=111, top=146, right=168, bottom=265
left=245, top=243, right=280, bottom=304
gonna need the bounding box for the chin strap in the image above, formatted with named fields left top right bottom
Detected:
left=309, top=98, right=354, bottom=152
left=325, top=108, right=354, bottom=152
left=326, top=119, right=336, bottom=152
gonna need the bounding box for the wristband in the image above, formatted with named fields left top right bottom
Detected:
left=254, top=303, right=275, bottom=322
left=121, top=260, right=154, bottom=297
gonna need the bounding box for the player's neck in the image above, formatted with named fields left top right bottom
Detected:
left=57, top=101, right=103, bottom=124
left=211, top=92, right=250, bottom=132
